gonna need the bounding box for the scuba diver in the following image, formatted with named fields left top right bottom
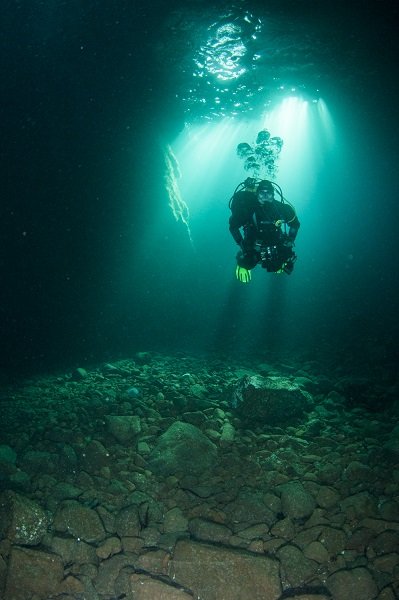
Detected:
left=229, top=178, right=300, bottom=282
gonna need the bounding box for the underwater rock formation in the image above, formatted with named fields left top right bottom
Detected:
left=231, top=373, right=313, bottom=427
left=148, top=420, right=218, bottom=476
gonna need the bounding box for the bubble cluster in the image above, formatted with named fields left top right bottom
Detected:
left=236, top=129, right=283, bottom=178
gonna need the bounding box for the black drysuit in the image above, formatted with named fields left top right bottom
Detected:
left=229, top=190, right=300, bottom=272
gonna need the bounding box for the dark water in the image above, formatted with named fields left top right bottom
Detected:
left=1, top=0, right=398, bottom=378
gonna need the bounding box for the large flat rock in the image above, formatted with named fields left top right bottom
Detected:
left=169, top=539, right=281, bottom=600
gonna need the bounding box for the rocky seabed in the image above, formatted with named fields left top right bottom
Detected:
left=0, top=351, right=398, bottom=599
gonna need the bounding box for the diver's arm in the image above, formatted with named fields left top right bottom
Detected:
left=229, top=190, right=255, bottom=246
left=287, top=216, right=300, bottom=241
left=229, top=215, right=244, bottom=246
left=284, top=206, right=300, bottom=242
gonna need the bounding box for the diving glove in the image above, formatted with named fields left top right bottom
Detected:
left=236, top=266, right=251, bottom=283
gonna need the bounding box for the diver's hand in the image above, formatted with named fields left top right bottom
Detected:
left=236, top=266, right=251, bottom=283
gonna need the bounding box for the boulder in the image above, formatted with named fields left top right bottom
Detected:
left=114, top=505, right=140, bottom=537
left=20, top=450, right=58, bottom=475
left=0, top=490, right=49, bottom=545
left=80, top=439, right=111, bottom=472
left=327, top=567, right=378, bottom=600
left=94, top=553, right=139, bottom=596
left=230, top=375, right=312, bottom=427
left=116, top=572, right=193, bottom=599
left=220, top=422, right=236, bottom=446
left=188, top=518, right=232, bottom=544
left=105, top=415, right=141, bottom=444
left=147, top=421, right=218, bottom=476
left=4, top=547, right=63, bottom=600
left=383, top=426, right=399, bottom=460
left=163, top=507, right=189, bottom=533
left=0, top=445, right=17, bottom=476
left=53, top=500, right=106, bottom=542
left=225, top=488, right=275, bottom=527
left=278, top=481, right=316, bottom=521
left=277, top=543, right=319, bottom=587
left=50, top=535, right=97, bottom=565
left=169, top=539, right=281, bottom=600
